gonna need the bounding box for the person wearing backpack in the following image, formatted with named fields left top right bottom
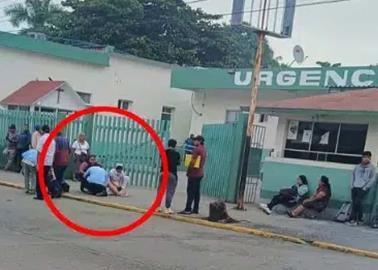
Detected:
left=348, top=151, right=377, bottom=226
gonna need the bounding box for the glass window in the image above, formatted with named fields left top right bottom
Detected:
left=284, top=120, right=368, bottom=165
left=161, top=106, right=174, bottom=122
left=337, top=124, right=368, bottom=155
left=310, top=122, right=339, bottom=153
left=118, top=100, right=132, bottom=110
left=285, top=121, right=312, bottom=150
left=226, top=110, right=240, bottom=123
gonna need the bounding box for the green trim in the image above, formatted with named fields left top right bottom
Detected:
left=0, top=31, right=109, bottom=66
left=257, top=107, right=378, bottom=116
left=171, top=66, right=378, bottom=91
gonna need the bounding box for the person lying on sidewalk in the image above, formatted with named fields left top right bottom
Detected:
left=81, top=165, right=122, bottom=197
left=259, top=175, right=309, bottom=215
left=109, top=163, right=129, bottom=196
left=288, top=176, right=331, bottom=218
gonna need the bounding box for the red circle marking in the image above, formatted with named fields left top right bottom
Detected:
left=37, top=106, right=169, bottom=237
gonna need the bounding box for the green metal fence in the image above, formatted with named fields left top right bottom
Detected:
left=0, top=110, right=169, bottom=189
left=201, top=115, right=247, bottom=202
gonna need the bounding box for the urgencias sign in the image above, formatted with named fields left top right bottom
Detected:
left=171, top=66, right=378, bottom=91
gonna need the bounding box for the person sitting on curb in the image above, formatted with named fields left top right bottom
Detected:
left=81, top=165, right=122, bottom=197
left=288, top=176, right=331, bottom=218
left=109, top=163, right=129, bottom=196
left=259, top=175, right=309, bottom=215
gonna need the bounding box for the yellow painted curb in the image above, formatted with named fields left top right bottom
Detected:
left=1, top=179, right=378, bottom=259
left=311, top=241, right=378, bottom=260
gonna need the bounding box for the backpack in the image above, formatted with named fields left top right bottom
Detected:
left=48, top=180, right=62, bottom=198
left=334, top=202, right=352, bottom=223
left=61, top=181, right=70, bottom=193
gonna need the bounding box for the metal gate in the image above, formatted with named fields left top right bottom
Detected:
left=201, top=115, right=247, bottom=202
left=244, top=125, right=266, bottom=203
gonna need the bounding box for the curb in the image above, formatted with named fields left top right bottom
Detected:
left=1, top=180, right=378, bottom=259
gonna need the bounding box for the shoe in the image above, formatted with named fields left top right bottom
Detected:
left=164, top=208, right=175, bottom=214
left=259, top=203, right=272, bottom=215
left=157, top=207, right=163, bottom=213
left=346, top=220, right=358, bottom=226
left=178, top=210, right=192, bottom=215
left=96, top=190, right=108, bottom=197
left=287, top=210, right=294, bottom=218
left=192, top=210, right=199, bottom=215
left=33, top=197, right=43, bottom=200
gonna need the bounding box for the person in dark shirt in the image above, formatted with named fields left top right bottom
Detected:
left=16, top=124, right=31, bottom=172
left=53, top=133, right=71, bottom=188
left=158, top=139, right=181, bottom=214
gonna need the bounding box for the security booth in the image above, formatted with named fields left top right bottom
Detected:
left=258, top=88, right=378, bottom=221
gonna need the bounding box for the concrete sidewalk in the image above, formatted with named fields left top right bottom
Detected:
left=1, top=170, right=378, bottom=252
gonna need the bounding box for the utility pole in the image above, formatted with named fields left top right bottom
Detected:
left=236, top=0, right=268, bottom=210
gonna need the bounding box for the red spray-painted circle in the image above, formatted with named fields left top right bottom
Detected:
left=37, top=106, right=169, bottom=237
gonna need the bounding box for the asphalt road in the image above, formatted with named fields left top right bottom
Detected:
left=0, top=186, right=376, bottom=270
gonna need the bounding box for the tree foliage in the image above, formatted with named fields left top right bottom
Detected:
left=7, top=0, right=279, bottom=68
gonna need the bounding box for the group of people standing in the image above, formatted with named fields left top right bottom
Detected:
left=158, top=134, right=207, bottom=215
left=3, top=124, right=129, bottom=200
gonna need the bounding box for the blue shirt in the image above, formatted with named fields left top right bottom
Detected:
left=84, top=166, right=108, bottom=187
left=184, top=138, right=195, bottom=153
left=22, top=149, right=38, bottom=166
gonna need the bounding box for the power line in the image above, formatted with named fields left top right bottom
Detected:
left=216, top=0, right=351, bottom=16
left=185, top=0, right=208, bottom=4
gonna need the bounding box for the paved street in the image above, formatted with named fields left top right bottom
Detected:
left=0, top=184, right=377, bottom=270
left=2, top=170, right=378, bottom=252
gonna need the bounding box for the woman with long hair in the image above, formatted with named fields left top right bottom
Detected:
left=259, top=175, right=309, bottom=215
left=288, top=176, right=331, bottom=218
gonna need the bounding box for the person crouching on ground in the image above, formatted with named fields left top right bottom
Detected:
left=109, top=163, right=129, bottom=196
left=21, top=148, right=38, bottom=194
left=158, top=139, right=181, bottom=214
left=288, top=176, right=331, bottom=218
left=259, top=175, right=309, bottom=215
left=81, top=165, right=122, bottom=197
left=76, top=154, right=99, bottom=181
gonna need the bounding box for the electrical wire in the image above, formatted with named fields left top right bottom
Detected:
left=216, top=0, right=351, bottom=16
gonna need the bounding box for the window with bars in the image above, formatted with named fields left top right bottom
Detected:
left=118, top=99, right=133, bottom=110
left=284, top=120, right=368, bottom=165
left=161, top=106, right=174, bottom=122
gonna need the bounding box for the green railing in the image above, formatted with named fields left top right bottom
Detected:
left=0, top=110, right=169, bottom=189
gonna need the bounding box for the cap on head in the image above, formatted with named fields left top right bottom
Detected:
left=116, top=163, right=123, bottom=170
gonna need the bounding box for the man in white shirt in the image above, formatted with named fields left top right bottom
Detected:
left=34, top=125, right=56, bottom=200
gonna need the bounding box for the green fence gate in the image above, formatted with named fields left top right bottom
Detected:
left=201, top=115, right=247, bottom=202
left=0, top=110, right=169, bottom=189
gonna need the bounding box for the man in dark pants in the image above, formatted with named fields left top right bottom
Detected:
left=348, top=151, right=376, bottom=226
left=158, top=139, right=181, bottom=214
left=53, top=132, right=70, bottom=188
left=34, top=125, right=56, bottom=200
left=180, top=136, right=207, bottom=215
